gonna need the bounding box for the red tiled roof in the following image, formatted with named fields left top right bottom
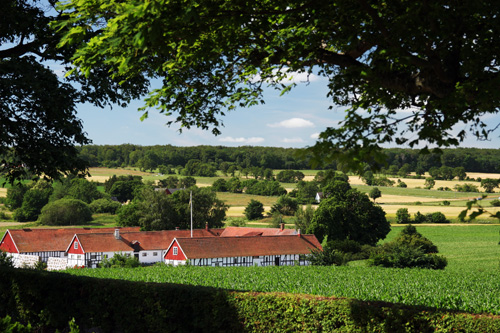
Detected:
left=3, top=227, right=140, bottom=253
left=73, top=233, right=134, bottom=253
left=220, top=226, right=297, bottom=237
left=71, top=228, right=223, bottom=253
left=174, top=235, right=322, bottom=259
left=120, top=229, right=221, bottom=251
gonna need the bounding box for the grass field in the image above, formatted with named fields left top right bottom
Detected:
left=63, top=225, right=500, bottom=314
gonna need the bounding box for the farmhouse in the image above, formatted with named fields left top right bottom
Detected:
left=164, top=233, right=322, bottom=267
left=66, top=228, right=223, bottom=268
left=0, top=227, right=140, bottom=264
left=1, top=225, right=322, bottom=269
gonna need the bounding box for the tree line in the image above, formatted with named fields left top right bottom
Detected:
left=78, top=145, right=500, bottom=174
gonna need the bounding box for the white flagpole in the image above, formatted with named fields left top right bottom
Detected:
left=190, top=191, right=193, bottom=238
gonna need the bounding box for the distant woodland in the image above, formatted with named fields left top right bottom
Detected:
left=77, top=145, right=500, bottom=175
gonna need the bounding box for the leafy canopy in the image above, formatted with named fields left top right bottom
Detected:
left=57, top=0, right=500, bottom=171
left=1, top=0, right=148, bottom=183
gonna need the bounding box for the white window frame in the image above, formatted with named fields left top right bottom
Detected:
left=173, top=247, right=178, bottom=256
left=74, top=242, right=78, bottom=250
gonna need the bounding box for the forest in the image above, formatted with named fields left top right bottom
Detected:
left=77, top=145, right=500, bottom=174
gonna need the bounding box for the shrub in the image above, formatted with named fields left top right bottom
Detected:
left=425, top=212, right=449, bottom=224
left=370, top=244, right=447, bottom=269
left=38, top=199, right=92, bottom=226
left=270, top=195, right=299, bottom=216
left=0, top=250, right=13, bottom=268
left=89, top=198, right=122, bottom=214
left=455, top=183, right=479, bottom=192
left=308, top=247, right=352, bottom=266
left=369, top=225, right=447, bottom=269
left=396, top=208, right=411, bottom=224
left=244, top=199, right=264, bottom=220
left=393, top=225, right=438, bottom=253
left=490, top=199, right=500, bottom=207
left=100, top=253, right=140, bottom=268
left=327, top=239, right=362, bottom=254
left=211, top=178, right=228, bottom=192
left=226, top=217, right=246, bottom=227
left=442, top=200, right=451, bottom=206
left=414, top=211, right=426, bottom=224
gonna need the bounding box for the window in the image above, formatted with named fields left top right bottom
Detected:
left=74, top=242, right=78, bottom=250
left=153, top=252, right=158, bottom=256
left=173, top=247, right=178, bottom=256
left=142, top=252, right=147, bottom=257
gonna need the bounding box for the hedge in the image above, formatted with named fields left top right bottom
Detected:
left=1, top=268, right=499, bottom=332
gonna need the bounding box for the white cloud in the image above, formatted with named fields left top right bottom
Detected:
left=310, top=133, right=320, bottom=139
left=268, top=118, right=314, bottom=128
left=251, top=69, right=322, bottom=84
left=219, top=136, right=265, bottom=144
left=281, top=137, right=304, bottom=143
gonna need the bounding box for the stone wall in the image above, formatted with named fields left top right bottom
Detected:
left=47, top=257, right=69, bottom=271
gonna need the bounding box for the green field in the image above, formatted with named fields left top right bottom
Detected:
left=64, top=225, right=500, bottom=315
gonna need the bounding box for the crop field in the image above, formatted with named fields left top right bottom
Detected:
left=64, top=225, right=500, bottom=315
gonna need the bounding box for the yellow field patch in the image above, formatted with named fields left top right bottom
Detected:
left=0, top=188, right=6, bottom=198
left=376, top=195, right=449, bottom=203
left=381, top=204, right=500, bottom=218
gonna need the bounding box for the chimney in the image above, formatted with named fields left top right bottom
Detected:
left=114, top=229, right=120, bottom=240
left=280, top=223, right=285, bottom=231
left=205, top=222, right=209, bottom=231
left=297, top=229, right=301, bottom=237
left=175, top=227, right=179, bottom=231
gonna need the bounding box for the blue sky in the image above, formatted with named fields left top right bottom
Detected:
left=76, top=73, right=500, bottom=149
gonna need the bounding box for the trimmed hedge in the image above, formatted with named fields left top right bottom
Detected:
left=1, top=267, right=499, bottom=332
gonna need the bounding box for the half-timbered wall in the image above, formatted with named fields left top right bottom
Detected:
left=167, top=254, right=311, bottom=267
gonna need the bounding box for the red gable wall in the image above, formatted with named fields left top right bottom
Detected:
left=0, top=232, right=18, bottom=253
left=67, top=238, right=84, bottom=255
left=164, top=240, right=186, bottom=261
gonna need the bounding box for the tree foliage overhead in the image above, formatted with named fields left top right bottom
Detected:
left=58, top=1, right=500, bottom=171
left=1, top=0, right=148, bottom=183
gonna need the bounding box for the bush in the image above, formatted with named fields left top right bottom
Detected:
left=425, top=212, right=449, bottom=224
left=393, top=225, right=438, bottom=253
left=226, top=217, right=246, bottom=227
left=99, top=253, right=140, bottom=268
left=211, top=178, right=228, bottom=192
left=270, top=195, right=299, bottom=216
left=455, top=183, right=479, bottom=192
left=0, top=250, right=13, bottom=268
left=308, top=247, right=352, bottom=266
left=396, top=208, right=411, bottom=224
left=413, top=211, right=426, bottom=224
left=369, top=225, right=447, bottom=269
left=89, top=198, right=122, bottom=214
left=244, top=199, right=264, bottom=220
left=38, top=199, right=92, bottom=226
left=490, top=199, right=500, bottom=207
left=442, top=200, right=451, bottom=206
left=370, top=244, right=447, bottom=269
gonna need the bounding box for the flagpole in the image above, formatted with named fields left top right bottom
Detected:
left=190, top=191, right=193, bottom=238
